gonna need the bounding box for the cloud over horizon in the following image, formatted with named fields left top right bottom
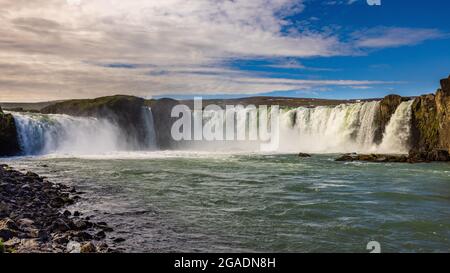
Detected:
left=0, top=0, right=446, bottom=102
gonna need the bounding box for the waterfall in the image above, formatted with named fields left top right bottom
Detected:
left=7, top=100, right=413, bottom=155
left=378, top=100, right=414, bottom=154
left=165, top=100, right=413, bottom=154
left=12, top=112, right=124, bottom=155
left=277, top=101, right=381, bottom=153
left=142, top=107, right=157, bottom=149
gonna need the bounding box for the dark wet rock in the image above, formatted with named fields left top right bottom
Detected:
left=0, top=165, right=115, bottom=253
left=73, top=211, right=81, bottom=217
left=0, top=219, right=17, bottom=241
left=73, top=220, right=93, bottom=230
left=336, top=153, right=409, bottom=163
left=113, top=237, right=126, bottom=243
left=96, top=242, right=109, bottom=252
left=95, top=222, right=113, bottom=232
left=335, top=154, right=354, bottom=162
left=95, top=231, right=106, bottom=240
left=0, top=202, right=9, bottom=217
left=50, top=197, right=65, bottom=208
left=298, top=153, right=311, bottom=158
left=336, top=151, right=450, bottom=163
left=73, top=231, right=93, bottom=241
left=0, top=218, right=18, bottom=230
left=0, top=106, right=21, bottom=156
left=51, top=219, right=71, bottom=232
left=52, top=234, right=69, bottom=245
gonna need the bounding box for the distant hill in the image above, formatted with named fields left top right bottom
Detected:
left=0, top=101, right=64, bottom=111
left=177, top=96, right=378, bottom=109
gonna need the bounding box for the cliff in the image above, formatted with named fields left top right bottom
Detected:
left=0, top=106, right=21, bottom=156
left=146, top=98, right=180, bottom=149
left=41, top=95, right=149, bottom=149
left=410, top=75, right=450, bottom=156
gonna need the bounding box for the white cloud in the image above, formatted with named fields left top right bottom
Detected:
left=0, top=0, right=443, bottom=101
left=353, top=27, right=445, bottom=48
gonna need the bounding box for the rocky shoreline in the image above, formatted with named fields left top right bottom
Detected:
left=335, top=149, right=450, bottom=163
left=0, top=164, right=116, bottom=253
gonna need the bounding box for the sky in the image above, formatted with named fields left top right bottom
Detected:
left=0, top=0, right=449, bottom=102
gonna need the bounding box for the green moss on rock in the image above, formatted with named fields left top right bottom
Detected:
left=410, top=75, right=450, bottom=154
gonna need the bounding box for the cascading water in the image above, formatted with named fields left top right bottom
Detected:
left=12, top=112, right=125, bottom=155
left=168, top=100, right=413, bottom=154
left=378, top=100, right=414, bottom=154
left=8, top=100, right=413, bottom=155
left=142, top=107, right=157, bottom=149
left=277, top=101, right=381, bottom=153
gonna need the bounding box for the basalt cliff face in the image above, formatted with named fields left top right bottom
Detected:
left=410, top=75, right=450, bottom=156
left=147, top=98, right=180, bottom=150
left=0, top=106, right=21, bottom=156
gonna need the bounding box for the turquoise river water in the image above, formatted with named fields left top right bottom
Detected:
left=4, top=152, right=450, bottom=253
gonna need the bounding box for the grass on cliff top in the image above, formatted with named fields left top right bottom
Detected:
left=43, top=95, right=143, bottom=112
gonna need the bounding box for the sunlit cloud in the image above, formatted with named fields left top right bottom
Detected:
left=0, top=0, right=444, bottom=101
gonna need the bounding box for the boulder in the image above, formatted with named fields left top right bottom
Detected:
left=298, top=153, right=311, bottom=158
left=0, top=228, right=16, bottom=241
left=335, top=153, right=409, bottom=163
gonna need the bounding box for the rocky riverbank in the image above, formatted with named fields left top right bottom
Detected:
left=335, top=149, right=450, bottom=163
left=0, top=164, right=116, bottom=253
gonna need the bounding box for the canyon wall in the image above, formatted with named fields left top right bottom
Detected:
left=410, top=75, right=450, bottom=159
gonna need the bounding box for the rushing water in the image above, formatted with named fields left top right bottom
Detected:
left=10, top=108, right=157, bottom=155
left=277, top=101, right=413, bottom=154
left=4, top=152, right=450, bottom=253
left=9, top=101, right=414, bottom=155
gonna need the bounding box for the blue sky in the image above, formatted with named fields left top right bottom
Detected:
left=166, top=0, right=450, bottom=100
left=1, top=0, right=449, bottom=102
